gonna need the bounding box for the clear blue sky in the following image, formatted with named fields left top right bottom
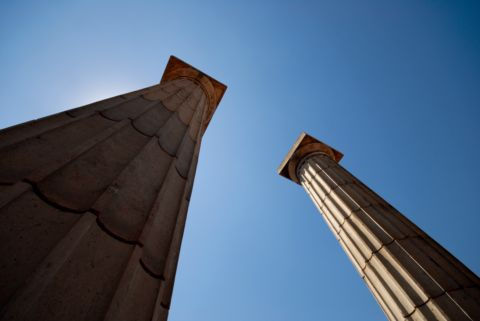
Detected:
left=1, top=1, right=479, bottom=320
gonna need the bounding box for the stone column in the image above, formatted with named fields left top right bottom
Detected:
left=278, top=133, right=480, bottom=321
left=0, top=56, right=226, bottom=321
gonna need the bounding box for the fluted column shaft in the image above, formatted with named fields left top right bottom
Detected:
left=297, top=152, right=480, bottom=321
left=0, top=56, right=226, bottom=321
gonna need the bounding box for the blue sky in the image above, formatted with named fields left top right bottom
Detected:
left=1, top=1, right=479, bottom=320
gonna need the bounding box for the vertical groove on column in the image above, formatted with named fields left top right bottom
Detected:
left=0, top=62, right=225, bottom=321
left=297, top=152, right=480, bottom=321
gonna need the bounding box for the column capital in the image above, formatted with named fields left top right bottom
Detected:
left=161, top=56, right=227, bottom=130
left=277, top=132, right=343, bottom=184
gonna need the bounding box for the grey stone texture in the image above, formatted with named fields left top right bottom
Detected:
left=279, top=133, right=480, bottom=321
left=0, top=56, right=226, bottom=321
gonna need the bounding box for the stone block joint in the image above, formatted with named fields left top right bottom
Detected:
left=278, top=132, right=480, bottom=321
left=0, top=56, right=226, bottom=321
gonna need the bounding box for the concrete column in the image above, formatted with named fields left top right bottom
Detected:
left=0, top=56, right=226, bottom=321
left=278, top=133, right=480, bottom=321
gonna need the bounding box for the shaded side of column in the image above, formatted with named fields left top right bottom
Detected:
left=0, top=56, right=226, bottom=321
left=298, top=152, right=480, bottom=321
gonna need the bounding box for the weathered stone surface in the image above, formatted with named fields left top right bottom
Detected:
left=161, top=56, right=226, bottom=124
left=301, top=167, right=330, bottom=200
left=0, top=182, right=30, bottom=208
left=1, top=215, right=134, bottom=321
left=162, top=89, right=191, bottom=112
left=187, top=97, right=206, bottom=140
left=94, top=138, right=173, bottom=241
left=101, top=96, right=156, bottom=121
left=0, top=55, right=226, bottom=321
left=448, top=287, right=480, bottom=320
left=279, top=132, right=480, bottom=321
left=176, top=135, right=196, bottom=178
left=397, top=237, right=464, bottom=291
left=132, top=102, right=172, bottom=136
left=121, top=84, right=161, bottom=99
left=322, top=195, right=350, bottom=228
left=103, top=247, right=161, bottom=321
left=67, top=95, right=126, bottom=117
left=177, top=88, right=204, bottom=125
left=140, top=164, right=187, bottom=276
left=341, top=213, right=384, bottom=257
left=0, top=114, right=116, bottom=184
left=346, top=209, right=394, bottom=248
left=356, top=204, right=415, bottom=240
left=0, top=191, right=83, bottom=307
left=143, top=88, right=174, bottom=101
left=406, top=293, right=473, bottom=321
left=37, top=124, right=149, bottom=211
left=157, top=113, right=187, bottom=156
left=184, top=154, right=199, bottom=202
left=363, top=275, right=396, bottom=321
left=0, top=112, right=74, bottom=149
left=158, top=143, right=200, bottom=308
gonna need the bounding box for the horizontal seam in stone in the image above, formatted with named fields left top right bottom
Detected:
left=97, top=149, right=183, bottom=250
left=152, top=117, right=196, bottom=142
left=125, top=103, right=179, bottom=139
left=402, top=286, right=475, bottom=318
left=20, top=121, right=149, bottom=215
left=22, top=179, right=86, bottom=214
left=66, top=95, right=132, bottom=118
left=95, top=217, right=138, bottom=245
left=97, top=98, right=159, bottom=123
left=141, top=85, right=181, bottom=102
left=127, top=118, right=158, bottom=138
left=130, top=120, right=156, bottom=137
left=175, top=165, right=188, bottom=180
left=161, top=84, right=197, bottom=113
left=337, top=204, right=377, bottom=229
left=121, top=87, right=163, bottom=99
left=98, top=111, right=122, bottom=122
left=360, top=235, right=413, bottom=270
left=156, top=138, right=177, bottom=157
left=303, top=159, right=480, bottom=319
left=175, top=111, right=195, bottom=127
left=336, top=204, right=412, bottom=244
left=305, top=172, right=415, bottom=254
left=0, top=111, right=94, bottom=152
left=361, top=233, right=477, bottom=310
left=139, top=259, right=166, bottom=280
left=319, top=192, right=378, bottom=226
left=414, top=232, right=480, bottom=288
left=315, top=185, right=411, bottom=239
left=64, top=111, right=77, bottom=118
left=127, top=99, right=168, bottom=118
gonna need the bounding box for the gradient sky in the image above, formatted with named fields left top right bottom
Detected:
left=1, top=1, right=479, bottom=320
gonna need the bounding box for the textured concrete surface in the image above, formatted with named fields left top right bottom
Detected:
left=0, top=56, right=226, bottom=321
left=279, top=133, right=480, bottom=321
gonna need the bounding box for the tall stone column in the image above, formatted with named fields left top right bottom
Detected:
left=0, top=56, right=226, bottom=321
left=278, top=133, right=480, bottom=321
